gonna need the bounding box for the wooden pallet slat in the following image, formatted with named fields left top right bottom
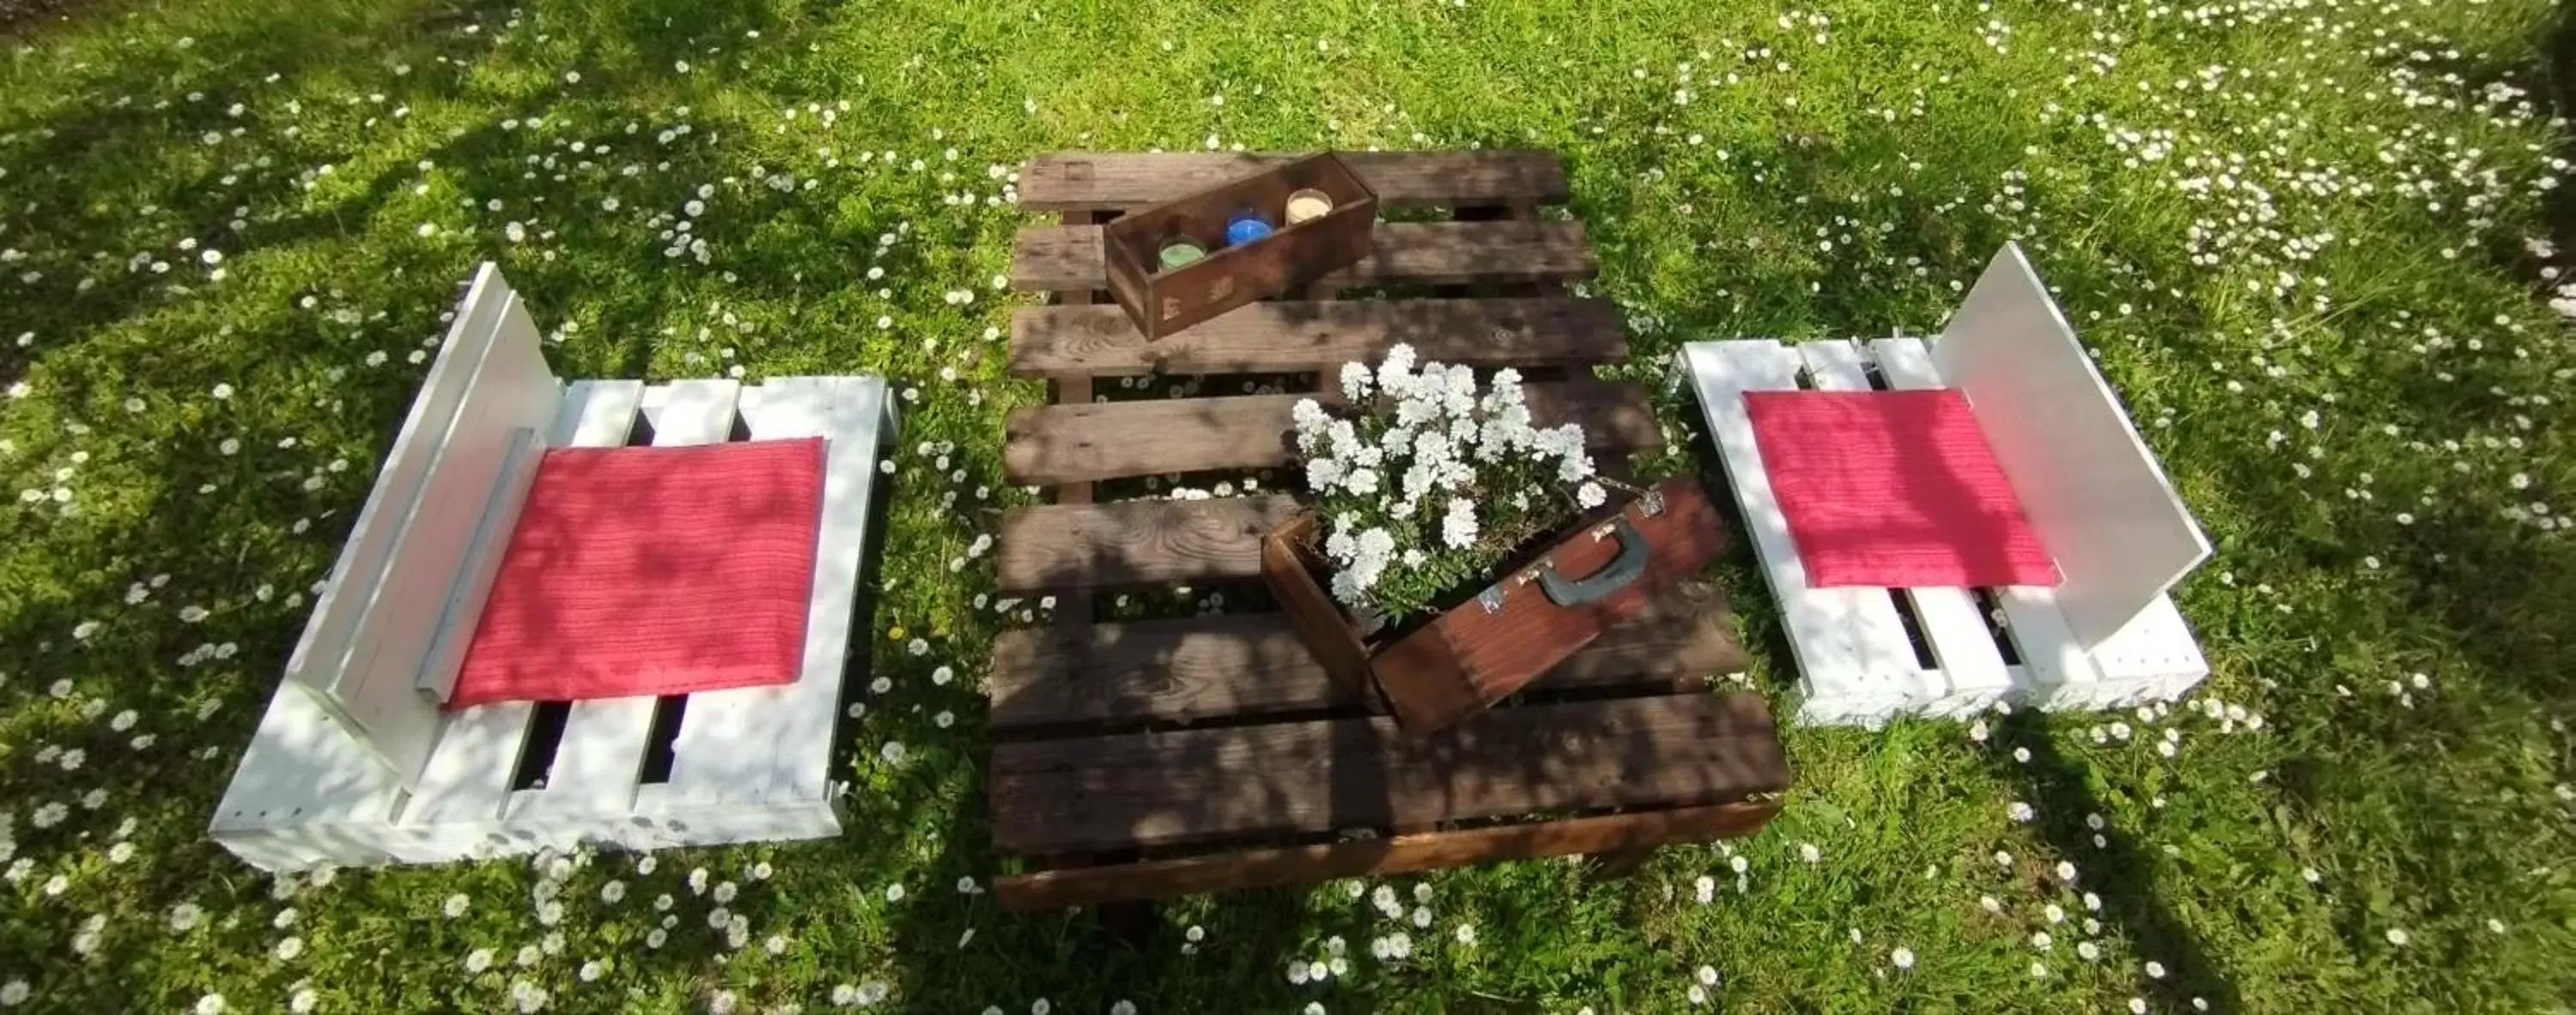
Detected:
left=993, top=799, right=1782, bottom=911
left=987, top=582, right=1745, bottom=730
left=1794, top=341, right=1998, bottom=718
left=652, top=375, right=891, bottom=831
left=988, top=692, right=1789, bottom=855
left=1018, top=150, right=1571, bottom=212
left=1860, top=338, right=2021, bottom=716
left=1001, top=379, right=1662, bottom=487
left=1009, top=297, right=1626, bottom=379
left=1011, top=221, right=1596, bottom=294
left=976, top=152, right=1790, bottom=907
left=993, top=495, right=1302, bottom=593
left=400, top=380, right=647, bottom=835
left=1680, top=340, right=1929, bottom=725
left=505, top=380, right=743, bottom=829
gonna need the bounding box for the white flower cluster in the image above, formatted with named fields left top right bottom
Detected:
left=1291, top=344, right=1595, bottom=610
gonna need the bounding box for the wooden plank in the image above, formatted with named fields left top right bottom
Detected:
left=2081, top=593, right=2209, bottom=704
left=1008, top=297, right=1625, bottom=379
left=1795, top=340, right=1991, bottom=717
left=993, top=799, right=1781, bottom=910
left=1863, top=338, right=2018, bottom=716
left=410, top=426, right=544, bottom=705
left=660, top=376, right=891, bottom=818
left=993, top=495, right=1301, bottom=593
left=987, top=692, right=1789, bottom=855
left=1678, top=340, right=1924, bottom=726
left=298, top=264, right=563, bottom=783
left=1012, top=221, right=1595, bottom=294
left=1047, top=210, right=1106, bottom=684
left=1001, top=380, right=1661, bottom=486
left=287, top=263, right=519, bottom=699
left=1994, top=584, right=2107, bottom=709
left=987, top=581, right=1745, bottom=729
left=507, top=380, right=740, bottom=824
left=1018, top=150, right=1569, bottom=212
left=210, top=683, right=411, bottom=841
left=401, top=380, right=644, bottom=828
left=1935, top=243, right=2208, bottom=648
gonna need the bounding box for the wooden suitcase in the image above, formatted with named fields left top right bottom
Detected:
left=1267, top=477, right=1730, bottom=732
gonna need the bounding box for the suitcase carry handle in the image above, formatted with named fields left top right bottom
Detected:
left=1537, top=517, right=1650, bottom=607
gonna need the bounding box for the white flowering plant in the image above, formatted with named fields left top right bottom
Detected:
left=1290, top=343, right=1612, bottom=622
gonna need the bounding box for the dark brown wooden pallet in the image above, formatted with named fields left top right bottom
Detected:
left=987, top=150, right=1789, bottom=911
left=1009, top=297, right=1627, bottom=378
left=1001, top=379, right=1659, bottom=487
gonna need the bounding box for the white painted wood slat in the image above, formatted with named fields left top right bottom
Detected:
left=287, top=264, right=519, bottom=699
left=1796, top=339, right=1999, bottom=718
left=307, top=269, right=562, bottom=785
left=413, top=427, right=544, bottom=706
left=1680, top=341, right=1920, bottom=725
left=653, top=376, right=890, bottom=837
left=398, top=380, right=645, bottom=844
left=1935, top=243, right=2211, bottom=649
left=506, top=380, right=742, bottom=830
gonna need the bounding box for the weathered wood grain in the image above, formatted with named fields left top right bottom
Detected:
left=1000, top=380, right=1662, bottom=486
left=987, top=692, right=1790, bottom=854
left=1012, top=221, right=1595, bottom=294
left=1008, top=297, right=1626, bottom=378
left=992, top=495, right=1303, bottom=593
left=1019, top=150, right=1570, bottom=212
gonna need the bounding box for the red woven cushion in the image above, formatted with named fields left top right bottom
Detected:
left=1743, top=390, right=2058, bottom=588
left=446, top=437, right=826, bottom=710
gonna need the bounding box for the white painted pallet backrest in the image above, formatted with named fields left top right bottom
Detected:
left=1933, top=244, right=2211, bottom=650
left=282, top=263, right=562, bottom=786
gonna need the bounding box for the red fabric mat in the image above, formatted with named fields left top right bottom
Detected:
left=447, top=437, right=826, bottom=710
left=1743, top=390, right=2058, bottom=588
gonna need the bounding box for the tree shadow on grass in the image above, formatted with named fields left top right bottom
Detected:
left=1986, top=712, right=2242, bottom=1013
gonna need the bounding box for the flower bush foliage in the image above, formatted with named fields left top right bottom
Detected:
left=1291, top=344, right=1607, bottom=620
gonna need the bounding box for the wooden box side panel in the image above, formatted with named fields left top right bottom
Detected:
left=1424, top=478, right=1730, bottom=714
left=1372, top=624, right=1485, bottom=731
left=1103, top=240, right=1153, bottom=337
left=1103, top=153, right=1380, bottom=339
left=1258, top=515, right=1377, bottom=698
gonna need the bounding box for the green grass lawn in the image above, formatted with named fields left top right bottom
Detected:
left=5, top=0, right=2575, bottom=1010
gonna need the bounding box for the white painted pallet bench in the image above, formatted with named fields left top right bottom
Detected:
left=210, top=264, right=898, bottom=871
left=1679, top=245, right=2211, bottom=726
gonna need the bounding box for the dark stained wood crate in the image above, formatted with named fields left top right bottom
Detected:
left=986, top=150, right=1790, bottom=911
left=1100, top=152, right=1378, bottom=341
